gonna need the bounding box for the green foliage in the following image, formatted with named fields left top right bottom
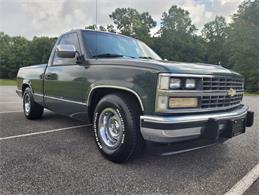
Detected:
left=28, top=37, right=57, bottom=65
left=155, top=5, right=206, bottom=62
left=0, top=32, right=56, bottom=78
left=109, top=8, right=156, bottom=42
left=225, top=0, right=259, bottom=92
left=99, top=25, right=107, bottom=32
left=106, top=24, right=116, bottom=33
left=202, top=16, right=228, bottom=65
left=85, top=24, right=116, bottom=33
left=85, top=24, right=97, bottom=30
left=160, top=5, right=197, bottom=34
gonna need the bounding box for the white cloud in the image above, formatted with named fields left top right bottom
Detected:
left=211, top=0, right=243, bottom=23
left=180, top=0, right=213, bottom=30
left=0, top=0, right=244, bottom=39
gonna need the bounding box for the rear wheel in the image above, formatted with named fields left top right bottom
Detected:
left=93, top=93, right=144, bottom=163
left=23, top=87, right=44, bottom=120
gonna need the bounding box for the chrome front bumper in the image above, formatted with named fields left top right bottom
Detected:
left=140, top=105, right=252, bottom=143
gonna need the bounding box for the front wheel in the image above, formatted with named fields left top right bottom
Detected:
left=93, top=94, right=144, bottom=163
left=23, top=87, right=44, bottom=120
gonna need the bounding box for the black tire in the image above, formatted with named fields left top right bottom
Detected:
left=93, top=93, right=144, bottom=163
left=23, top=87, right=44, bottom=120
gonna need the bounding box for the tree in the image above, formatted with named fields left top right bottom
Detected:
left=28, top=37, right=56, bottom=65
left=226, top=0, right=259, bottom=92
left=0, top=33, right=30, bottom=78
left=99, top=25, right=107, bottom=31
left=0, top=33, right=56, bottom=79
left=109, top=8, right=156, bottom=42
left=85, top=24, right=97, bottom=30
left=106, top=24, right=116, bottom=33
left=156, top=5, right=205, bottom=62
left=160, top=5, right=196, bottom=35
left=85, top=24, right=115, bottom=32
left=202, top=16, right=228, bottom=65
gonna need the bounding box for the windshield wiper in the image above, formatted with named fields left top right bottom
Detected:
left=92, top=53, right=136, bottom=59
left=138, top=56, right=153, bottom=59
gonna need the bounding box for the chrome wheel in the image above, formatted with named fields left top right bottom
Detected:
left=24, top=93, right=31, bottom=113
left=98, top=108, right=123, bottom=148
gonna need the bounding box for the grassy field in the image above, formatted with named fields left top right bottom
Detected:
left=245, top=92, right=259, bottom=96
left=0, top=79, right=16, bottom=86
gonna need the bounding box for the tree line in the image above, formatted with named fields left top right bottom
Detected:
left=0, top=0, right=258, bottom=92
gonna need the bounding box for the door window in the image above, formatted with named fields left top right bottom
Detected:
left=53, top=33, right=81, bottom=65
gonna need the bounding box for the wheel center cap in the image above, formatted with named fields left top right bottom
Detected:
left=109, top=119, right=120, bottom=136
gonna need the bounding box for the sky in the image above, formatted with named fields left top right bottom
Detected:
left=0, top=0, right=244, bottom=39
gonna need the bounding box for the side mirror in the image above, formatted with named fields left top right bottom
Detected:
left=56, top=44, right=76, bottom=58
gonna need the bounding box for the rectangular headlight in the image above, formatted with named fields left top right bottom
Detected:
left=169, top=97, right=198, bottom=108
left=170, top=78, right=181, bottom=89
left=158, top=74, right=197, bottom=90
left=185, top=79, right=196, bottom=89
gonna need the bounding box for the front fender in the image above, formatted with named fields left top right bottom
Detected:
left=83, top=65, right=159, bottom=115
left=87, top=84, right=145, bottom=111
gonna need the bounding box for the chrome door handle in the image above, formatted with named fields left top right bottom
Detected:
left=45, top=73, right=52, bottom=80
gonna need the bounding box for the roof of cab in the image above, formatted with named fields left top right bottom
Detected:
left=64, top=29, right=137, bottom=40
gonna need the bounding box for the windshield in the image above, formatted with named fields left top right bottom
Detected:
left=82, top=31, right=162, bottom=60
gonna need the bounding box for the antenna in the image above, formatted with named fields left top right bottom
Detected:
left=95, top=0, right=98, bottom=30
left=95, top=0, right=98, bottom=58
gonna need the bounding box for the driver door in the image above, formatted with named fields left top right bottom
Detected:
left=44, top=32, right=88, bottom=120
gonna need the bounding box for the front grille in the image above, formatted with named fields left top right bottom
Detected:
left=202, top=77, right=244, bottom=91
left=201, top=94, right=243, bottom=108
left=201, top=76, right=244, bottom=109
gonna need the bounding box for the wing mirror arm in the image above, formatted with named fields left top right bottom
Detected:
left=76, top=51, right=84, bottom=65
left=76, top=53, right=90, bottom=67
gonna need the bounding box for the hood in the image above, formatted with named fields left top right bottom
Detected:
left=154, top=60, right=242, bottom=76
left=90, top=58, right=242, bottom=77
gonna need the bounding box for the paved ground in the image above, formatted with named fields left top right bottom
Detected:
left=245, top=179, right=259, bottom=195
left=0, top=86, right=258, bottom=194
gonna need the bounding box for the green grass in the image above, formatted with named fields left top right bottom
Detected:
left=244, top=92, right=259, bottom=96
left=0, top=79, right=16, bottom=86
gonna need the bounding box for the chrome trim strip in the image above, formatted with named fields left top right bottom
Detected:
left=157, top=104, right=242, bottom=114
left=158, top=90, right=244, bottom=96
left=87, top=85, right=144, bottom=111
left=159, top=73, right=244, bottom=78
left=44, top=95, right=87, bottom=106
left=33, top=93, right=44, bottom=97
left=161, top=127, right=201, bottom=137
left=141, top=127, right=201, bottom=143
left=141, top=105, right=248, bottom=124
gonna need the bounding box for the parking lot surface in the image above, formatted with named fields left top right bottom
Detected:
left=0, top=86, right=258, bottom=194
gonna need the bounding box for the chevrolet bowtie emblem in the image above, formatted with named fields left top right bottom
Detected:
left=227, top=88, right=237, bottom=97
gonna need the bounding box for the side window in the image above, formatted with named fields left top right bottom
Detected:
left=52, top=33, right=81, bottom=65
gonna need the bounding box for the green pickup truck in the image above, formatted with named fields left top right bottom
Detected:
left=16, top=29, right=254, bottom=163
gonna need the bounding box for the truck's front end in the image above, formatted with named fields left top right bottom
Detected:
left=140, top=72, right=254, bottom=153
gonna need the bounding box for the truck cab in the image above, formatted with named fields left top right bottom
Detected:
left=16, top=29, right=254, bottom=163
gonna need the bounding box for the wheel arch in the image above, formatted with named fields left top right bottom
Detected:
left=21, top=81, right=32, bottom=95
left=87, top=86, right=144, bottom=122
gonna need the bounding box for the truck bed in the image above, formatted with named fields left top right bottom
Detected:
left=17, top=64, right=47, bottom=95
